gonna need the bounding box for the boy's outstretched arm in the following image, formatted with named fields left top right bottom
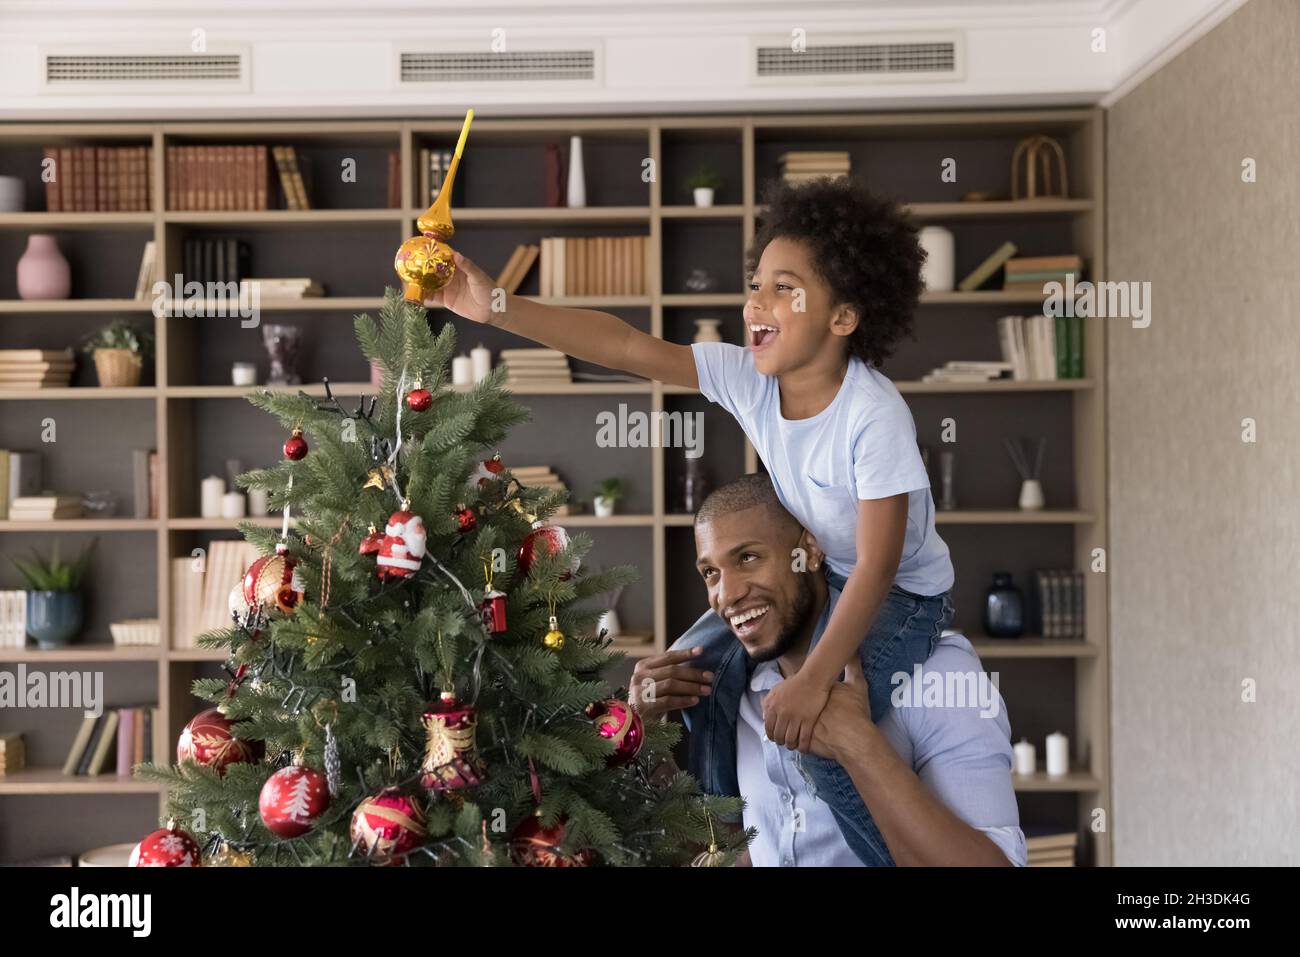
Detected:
left=425, top=250, right=699, bottom=389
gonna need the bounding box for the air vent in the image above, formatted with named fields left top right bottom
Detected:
left=751, top=34, right=962, bottom=84
left=398, top=45, right=601, bottom=87
left=39, top=47, right=250, bottom=93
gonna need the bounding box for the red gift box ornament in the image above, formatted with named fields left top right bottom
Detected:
left=375, top=508, right=427, bottom=581
left=478, top=590, right=507, bottom=634
left=420, top=692, right=486, bottom=792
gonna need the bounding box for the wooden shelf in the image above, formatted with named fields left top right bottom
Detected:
left=900, top=379, right=1092, bottom=394
left=0, top=518, right=160, bottom=532
left=166, top=209, right=403, bottom=226
left=968, top=638, right=1098, bottom=658
left=0, top=298, right=152, bottom=314
left=920, top=291, right=1064, bottom=305
left=936, top=509, right=1094, bottom=524
left=159, top=297, right=384, bottom=314
left=0, top=644, right=160, bottom=662
left=165, top=380, right=654, bottom=398
left=0, top=212, right=154, bottom=229
left=903, top=198, right=1095, bottom=219
left=408, top=206, right=651, bottom=223
left=661, top=205, right=746, bottom=219
left=0, top=768, right=163, bottom=796
left=167, top=516, right=283, bottom=529
left=1012, top=769, right=1102, bottom=793
left=0, top=386, right=157, bottom=400
left=168, top=648, right=229, bottom=662
left=662, top=294, right=747, bottom=307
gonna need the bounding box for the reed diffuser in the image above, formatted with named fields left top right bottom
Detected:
left=1005, top=436, right=1046, bottom=510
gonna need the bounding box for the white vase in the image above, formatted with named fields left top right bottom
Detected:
left=693, top=187, right=715, bottom=208
left=566, top=135, right=586, bottom=208
left=16, top=233, right=71, bottom=300
left=1018, top=479, right=1044, bottom=510
left=596, top=608, right=622, bottom=639
left=0, top=176, right=24, bottom=212
left=594, top=496, right=615, bottom=518
left=692, top=318, right=723, bottom=343
left=918, top=226, right=955, bottom=292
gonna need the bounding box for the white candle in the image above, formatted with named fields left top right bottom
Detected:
left=221, top=491, right=247, bottom=519
left=200, top=476, right=226, bottom=518
left=248, top=487, right=269, bottom=516
left=1013, top=739, right=1036, bottom=776
left=231, top=362, right=257, bottom=386
left=470, top=343, right=491, bottom=383
left=1045, top=731, right=1069, bottom=776
left=452, top=355, right=473, bottom=386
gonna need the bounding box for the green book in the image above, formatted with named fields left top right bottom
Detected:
left=1055, top=316, right=1069, bottom=379
left=1070, top=315, right=1084, bottom=378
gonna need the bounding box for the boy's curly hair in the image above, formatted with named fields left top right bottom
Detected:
left=747, top=178, right=924, bottom=367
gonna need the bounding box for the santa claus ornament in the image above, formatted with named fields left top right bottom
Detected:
left=259, top=762, right=331, bottom=838
left=177, top=706, right=264, bottom=773
left=586, top=698, right=644, bottom=767
left=375, top=507, right=427, bottom=582
left=243, top=543, right=304, bottom=614
left=351, top=788, right=426, bottom=865
left=468, top=453, right=505, bottom=489
left=517, top=523, right=578, bottom=579
left=132, top=820, right=202, bottom=867
left=420, top=692, right=485, bottom=792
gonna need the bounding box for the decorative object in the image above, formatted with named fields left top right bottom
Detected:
left=243, top=544, right=304, bottom=614
left=542, top=613, right=565, bottom=651
left=221, top=492, right=247, bottom=519
left=16, top=234, right=70, bottom=300
left=596, top=606, right=621, bottom=640
left=248, top=487, right=269, bottom=516
left=937, top=451, right=957, bottom=511
left=470, top=343, right=491, bottom=383
left=543, top=142, right=564, bottom=207
left=586, top=698, right=644, bottom=766
left=11, top=540, right=94, bottom=649
left=686, top=166, right=722, bottom=207
left=1011, top=134, right=1069, bottom=200
left=405, top=382, right=433, bottom=411
left=1005, top=436, right=1046, bottom=510
left=1013, top=739, right=1036, bottom=776
left=593, top=477, right=624, bottom=518
left=420, top=692, right=485, bottom=791
left=511, top=811, right=594, bottom=867
left=683, top=268, right=718, bottom=293
left=455, top=504, right=477, bottom=534
left=200, top=476, right=225, bottom=518
left=517, top=523, right=576, bottom=578
left=1045, top=731, right=1069, bottom=776
left=109, top=618, right=160, bottom=646
left=82, top=318, right=152, bottom=387
left=566, top=134, right=586, bottom=208
left=231, top=362, right=257, bottom=386
left=982, top=572, right=1025, bottom=638
left=680, top=455, right=711, bottom=513
left=176, top=706, right=263, bottom=773
left=0, top=176, right=24, bottom=212
left=351, top=788, right=426, bottom=865
left=261, top=324, right=303, bottom=386
left=132, top=821, right=201, bottom=867
left=692, top=318, right=723, bottom=343
left=80, top=489, right=117, bottom=517
left=375, top=509, right=427, bottom=581
left=918, top=225, right=955, bottom=292
left=283, top=427, right=308, bottom=460
left=451, top=354, right=473, bottom=385
left=395, top=109, right=474, bottom=302
left=259, top=762, right=330, bottom=838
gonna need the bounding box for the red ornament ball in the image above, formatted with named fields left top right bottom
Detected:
left=133, top=824, right=201, bottom=867
left=510, top=813, right=595, bottom=867
left=350, top=788, right=426, bottom=865
left=456, top=505, right=477, bottom=534
left=283, top=429, right=308, bottom=460
left=517, top=524, right=578, bottom=579
left=405, top=387, right=433, bottom=412
left=587, top=698, right=644, bottom=767
left=177, top=707, right=263, bottom=773
left=243, top=546, right=304, bottom=614
left=259, top=765, right=330, bottom=838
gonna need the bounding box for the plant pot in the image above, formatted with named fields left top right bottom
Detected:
left=692, top=187, right=715, bottom=208
left=26, top=590, right=84, bottom=649
left=93, top=348, right=143, bottom=387
left=16, top=233, right=71, bottom=300
left=594, top=496, right=616, bottom=518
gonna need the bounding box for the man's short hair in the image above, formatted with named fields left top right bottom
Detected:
left=695, top=473, right=800, bottom=534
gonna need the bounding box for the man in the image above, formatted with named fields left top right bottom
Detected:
left=631, top=475, right=1025, bottom=866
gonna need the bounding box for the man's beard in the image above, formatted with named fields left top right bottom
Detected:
left=747, top=572, right=816, bottom=664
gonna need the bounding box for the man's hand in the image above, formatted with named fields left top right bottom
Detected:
left=629, top=647, right=713, bottom=720
left=423, top=250, right=497, bottom=325
left=762, top=671, right=829, bottom=752
left=808, top=657, right=875, bottom=762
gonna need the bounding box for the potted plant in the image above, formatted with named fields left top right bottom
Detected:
left=685, top=166, right=722, bottom=208
left=82, top=318, right=153, bottom=388
left=11, top=540, right=96, bottom=649
left=593, top=477, right=625, bottom=518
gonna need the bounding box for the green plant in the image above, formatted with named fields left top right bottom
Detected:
left=685, top=166, right=722, bottom=191
left=82, top=319, right=154, bottom=359
left=11, top=539, right=97, bottom=591
left=594, top=477, right=625, bottom=502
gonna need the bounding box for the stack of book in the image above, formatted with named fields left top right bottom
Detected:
left=500, top=349, right=572, bottom=387
left=182, top=238, right=251, bottom=287
left=418, top=147, right=459, bottom=206
left=175, top=539, right=260, bottom=645
left=1003, top=255, right=1085, bottom=293
left=1026, top=830, right=1078, bottom=867
left=779, top=151, right=851, bottom=183
left=0, top=450, right=42, bottom=518
left=166, top=145, right=270, bottom=211
left=8, top=495, right=83, bottom=521
left=496, top=244, right=541, bottom=294
left=0, top=732, right=24, bottom=777
left=62, top=706, right=163, bottom=778
left=0, top=349, right=75, bottom=389
left=1031, top=570, right=1086, bottom=639
left=538, top=236, right=648, bottom=297
left=0, top=591, right=28, bottom=647
left=921, top=360, right=1013, bottom=384
left=42, top=145, right=152, bottom=212
left=240, top=277, right=324, bottom=299
left=109, top=618, right=161, bottom=647
left=996, top=314, right=1084, bottom=381
left=511, top=466, right=577, bottom=517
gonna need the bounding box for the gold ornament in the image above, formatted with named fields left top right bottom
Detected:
left=363, top=465, right=395, bottom=491
left=206, top=841, right=254, bottom=867
left=691, top=811, right=726, bottom=866
left=542, top=613, right=565, bottom=651
left=395, top=109, right=474, bottom=303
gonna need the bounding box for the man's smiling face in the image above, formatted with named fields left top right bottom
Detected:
left=694, top=505, right=818, bottom=663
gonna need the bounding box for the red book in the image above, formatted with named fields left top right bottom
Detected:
left=386, top=150, right=400, bottom=208
left=44, top=147, right=61, bottom=211
left=166, top=147, right=177, bottom=210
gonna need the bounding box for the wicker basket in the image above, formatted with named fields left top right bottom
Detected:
left=93, top=348, right=143, bottom=387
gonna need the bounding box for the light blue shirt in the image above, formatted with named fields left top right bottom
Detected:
left=736, top=629, right=1027, bottom=867
left=692, top=342, right=953, bottom=594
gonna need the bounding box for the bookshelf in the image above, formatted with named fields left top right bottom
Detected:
left=0, top=109, right=1109, bottom=866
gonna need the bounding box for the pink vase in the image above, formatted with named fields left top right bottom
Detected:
left=17, top=234, right=71, bottom=300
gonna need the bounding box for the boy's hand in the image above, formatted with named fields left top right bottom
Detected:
left=763, top=671, right=830, bottom=752
left=423, top=250, right=497, bottom=325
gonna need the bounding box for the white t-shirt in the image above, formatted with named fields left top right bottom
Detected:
left=692, top=341, right=953, bottom=595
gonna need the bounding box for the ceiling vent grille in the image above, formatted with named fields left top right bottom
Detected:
left=40, top=48, right=250, bottom=93
left=398, top=47, right=600, bottom=87
left=752, top=34, right=962, bottom=84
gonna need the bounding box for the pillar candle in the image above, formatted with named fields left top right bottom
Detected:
left=1012, top=739, right=1036, bottom=776
left=248, top=487, right=269, bottom=516
left=200, top=476, right=225, bottom=518
left=221, top=491, right=247, bottom=519
left=231, top=362, right=257, bottom=386
left=452, top=355, right=473, bottom=385
left=1045, top=731, right=1069, bottom=776
left=470, top=343, right=491, bottom=383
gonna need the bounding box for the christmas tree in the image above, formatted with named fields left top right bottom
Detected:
left=138, top=291, right=747, bottom=866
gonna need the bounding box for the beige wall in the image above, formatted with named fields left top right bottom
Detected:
left=1107, top=0, right=1300, bottom=865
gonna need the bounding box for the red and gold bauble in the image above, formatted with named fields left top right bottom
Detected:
left=132, top=822, right=201, bottom=867
left=350, top=788, right=426, bottom=865
left=586, top=698, right=644, bottom=767
left=455, top=505, right=477, bottom=534
left=419, top=692, right=485, bottom=792
left=283, top=428, right=308, bottom=461
left=176, top=706, right=263, bottom=773
left=517, top=523, right=577, bottom=579
left=405, top=386, right=433, bottom=412
left=243, top=544, right=304, bottom=614
left=259, top=764, right=330, bottom=838
left=510, top=812, right=595, bottom=867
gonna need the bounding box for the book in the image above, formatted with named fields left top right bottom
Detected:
left=9, top=495, right=84, bottom=520
left=503, top=245, right=539, bottom=294
left=958, top=241, right=1018, bottom=292
left=116, top=707, right=135, bottom=777
left=74, top=715, right=106, bottom=775
left=62, top=716, right=100, bottom=775
left=86, top=709, right=120, bottom=775
left=5, top=451, right=42, bottom=514
left=43, top=147, right=60, bottom=211
left=133, top=240, right=157, bottom=299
